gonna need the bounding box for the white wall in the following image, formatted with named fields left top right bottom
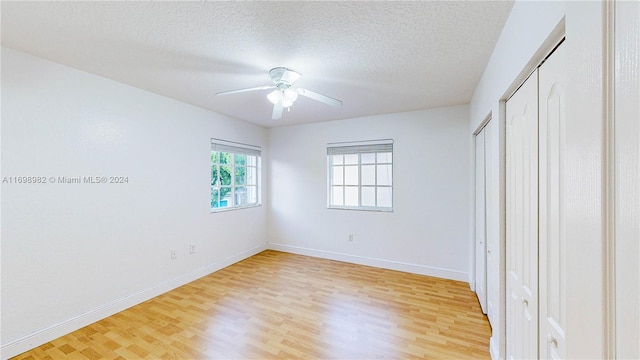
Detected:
left=268, top=106, right=471, bottom=281
left=0, top=47, right=268, bottom=358
left=470, top=1, right=566, bottom=131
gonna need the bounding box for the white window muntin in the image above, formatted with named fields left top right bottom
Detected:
left=211, top=138, right=261, bottom=212
left=327, top=139, right=393, bottom=211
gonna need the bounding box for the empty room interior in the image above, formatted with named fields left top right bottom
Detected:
left=1, top=1, right=638, bottom=360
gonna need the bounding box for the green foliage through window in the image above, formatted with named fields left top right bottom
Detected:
left=211, top=150, right=259, bottom=210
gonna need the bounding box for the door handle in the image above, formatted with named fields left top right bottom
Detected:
left=548, top=335, right=558, bottom=348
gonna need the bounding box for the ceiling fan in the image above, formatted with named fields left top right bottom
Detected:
left=215, top=67, right=343, bottom=120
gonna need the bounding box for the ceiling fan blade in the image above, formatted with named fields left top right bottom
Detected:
left=272, top=98, right=283, bottom=120
left=296, top=88, right=343, bottom=107
left=216, top=85, right=275, bottom=96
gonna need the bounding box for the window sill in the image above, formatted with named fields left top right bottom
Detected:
left=327, top=206, right=393, bottom=213
left=210, top=204, right=261, bottom=213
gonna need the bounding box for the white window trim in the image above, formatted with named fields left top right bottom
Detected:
left=326, top=139, right=394, bottom=212
left=211, top=138, right=261, bottom=212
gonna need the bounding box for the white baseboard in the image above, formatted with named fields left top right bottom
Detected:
left=0, top=244, right=267, bottom=360
left=268, top=243, right=468, bottom=282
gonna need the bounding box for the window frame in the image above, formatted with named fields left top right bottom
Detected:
left=211, top=139, right=261, bottom=212
left=327, top=139, right=394, bottom=212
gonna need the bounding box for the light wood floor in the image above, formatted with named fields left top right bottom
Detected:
left=13, top=250, right=490, bottom=359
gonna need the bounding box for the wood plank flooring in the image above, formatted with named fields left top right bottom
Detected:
left=12, top=250, right=490, bottom=359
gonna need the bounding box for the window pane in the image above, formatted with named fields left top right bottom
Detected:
left=211, top=188, right=220, bottom=208
left=247, top=185, right=257, bottom=204
left=377, top=164, right=392, bottom=186
left=211, top=145, right=261, bottom=211
left=220, top=165, right=232, bottom=185
left=345, top=186, right=359, bottom=206
left=362, top=187, right=376, bottom=207
left=235, top=186, right=247, bottom=206
left=332, top=186, right=344, bottom=206
left=219, top=187, right=232, bottom=208
left=211, top=165, right=219, bottom=186
left=377, top=187, right=392, bottom=208
left=344, top=165, right=358, bottom=185
left=344, top=154, right=358, bottom=165
left=361, top=165, right=375, bottom=185
left=361, top=153, right=376, bottom=164
left=327, top=143, right=393, bottom=211
left=235, top=154, right=246, bottom=166
left=377, top=152, right=392, bottom=163
left=219, top=152, right=231, bottom=164
left=235, top=166, right=246, bottom=185
left=332, top=166, right=344, bottom=185
left=247, top=167, right=257, bottom=186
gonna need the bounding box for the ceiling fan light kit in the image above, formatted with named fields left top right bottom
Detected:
left=216, top=67, right=342, bottom=120
left=267, top=88, right=298, bottom=108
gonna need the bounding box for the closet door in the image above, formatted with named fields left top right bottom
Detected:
left=485, top=119, right=499, bottom=327
left=475, top=128, right=487, bottom=313
left=539, top=42, right=567, bottom=359
left=506, top=70, right=539, bottom=360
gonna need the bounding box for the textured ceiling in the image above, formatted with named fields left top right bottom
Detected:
left=1, top=1, right=513, bottom=128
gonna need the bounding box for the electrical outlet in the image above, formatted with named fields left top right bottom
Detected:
left=348, top=234, right=354, bottom=241
left=189, top=244, right=196, bottom=254
left=170, top=249, right=177, bottom=259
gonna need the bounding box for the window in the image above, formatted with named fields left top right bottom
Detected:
left=211, top=139, right=261, bottom=211
left=327, top=139, right=393, bottom=211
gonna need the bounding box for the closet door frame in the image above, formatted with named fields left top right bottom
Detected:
left=610, top=1, right=640, bottom=357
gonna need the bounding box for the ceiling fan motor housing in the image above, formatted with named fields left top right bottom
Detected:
left=270, top=67, right=301, bottom=87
